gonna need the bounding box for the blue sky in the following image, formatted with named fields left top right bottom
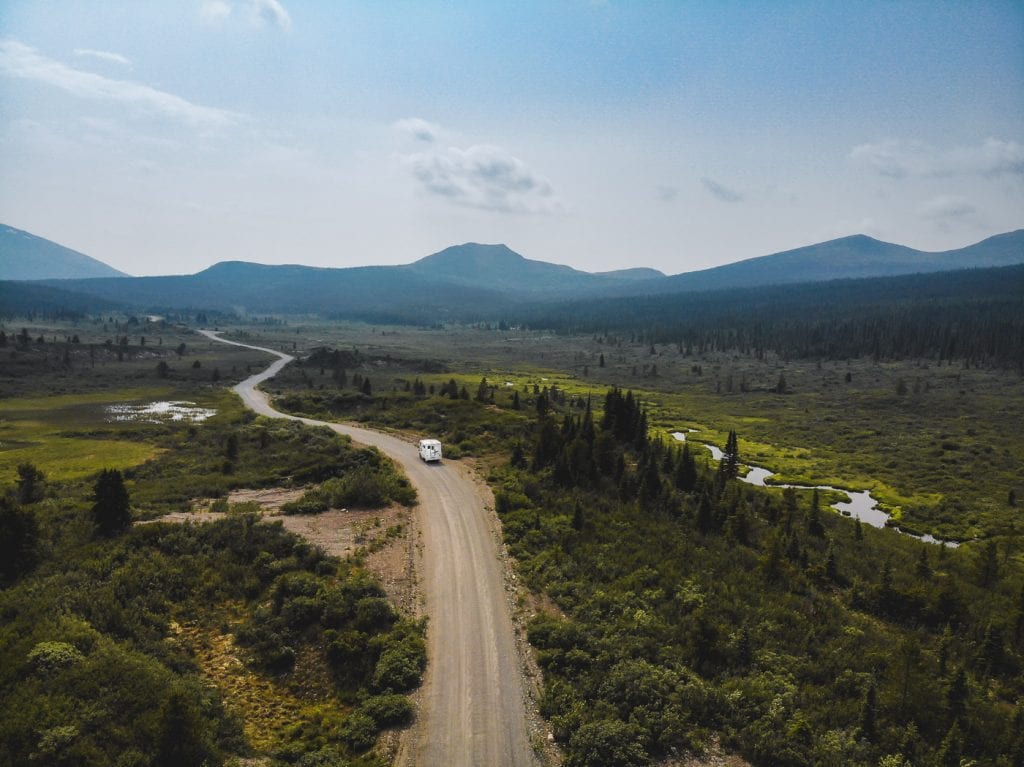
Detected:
left=1, top=1, right=1022, bottom=275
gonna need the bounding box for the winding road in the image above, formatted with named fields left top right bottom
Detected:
left=199, top=330, right=538, bottom=767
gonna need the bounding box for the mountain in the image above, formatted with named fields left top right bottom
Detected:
left=609, top=230, right=1024, bottom=296
left=39, top=261, right=515, bottom=321
left=32, top=229, right=1023, bottom=319
left=0, top=225, right=127, bottom=280
left=406, top=243, right=665, bottom=296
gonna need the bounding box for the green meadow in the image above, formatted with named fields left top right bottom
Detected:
left=0, top=388, right=178, bottom=482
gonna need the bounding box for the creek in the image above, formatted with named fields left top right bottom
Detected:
left=670, top=430, right=957, bottom=547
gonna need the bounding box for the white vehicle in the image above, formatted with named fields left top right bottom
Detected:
left=418, top=439, right=443, bottom=462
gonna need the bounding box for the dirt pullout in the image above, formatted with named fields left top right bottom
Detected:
left=188, top=486, right=305, bottom=513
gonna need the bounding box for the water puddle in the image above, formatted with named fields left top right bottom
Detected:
left=107, top=401, right=216, bottom=424
left=670, top=430, right=957, bottom=547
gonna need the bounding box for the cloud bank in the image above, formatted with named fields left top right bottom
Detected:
left=0, top=40, right=237, bottom=128
left=851, top=138, right=1024, bottom=178
left=200, top=0, right=291, bottom=29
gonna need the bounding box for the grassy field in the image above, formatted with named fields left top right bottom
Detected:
left=0, top=316, right=278, bottom=485
left=0, top=389, right=171, bottom=482
left=221, top=319, right=1024, bottom=541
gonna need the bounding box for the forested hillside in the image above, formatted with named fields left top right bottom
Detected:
left=516, top=265, right=1024, bottom=369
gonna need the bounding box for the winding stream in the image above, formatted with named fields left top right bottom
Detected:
left=670, top=430, right=957, bottom=547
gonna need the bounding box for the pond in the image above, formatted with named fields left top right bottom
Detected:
left=106, top=401, right=216, bottom=424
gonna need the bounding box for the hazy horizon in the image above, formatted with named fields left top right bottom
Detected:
left=1, top=1, right=1022, bottom=277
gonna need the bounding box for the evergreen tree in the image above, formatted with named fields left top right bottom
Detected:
left=807, top=489, right=824, bottom=537
left=598, top=353, right=605, bottom=367
left=362, top=378, right=373, bottom=396
left=511, top=391, right=521, bottom=410
left=946, top=667, right=968, bottom=720
left=825, top=542, right=838, bottom=581
left=91, top=469, right=132, bottom=537
left=16, top=463, right=45, bottom=504
left=696, top=492, right=713, bottom=534
left=718, top=430, right=739, bottom=480
left=859, top=680, right=878, bottom=741
left=674, top=445, right=698, bottom=492
left=977, top=540, right=1000, bottom=586
left=936, top=722, right=963, bottom=767
left=154, top=687, right=218, bottom=767
left=0, top=497, right=39, bottom=584
left=915, top=547, right=932, bottom=580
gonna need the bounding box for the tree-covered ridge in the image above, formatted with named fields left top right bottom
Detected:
left=514, top=264, right=1024, bottom=369
left=495, top=387, right=1023, bottom=766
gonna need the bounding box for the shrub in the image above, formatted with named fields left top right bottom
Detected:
left=360, top=694, right=414, bottom=728
left=338, top=711, right=377, bottom=751
left=27, top=641, right=85, bottom=672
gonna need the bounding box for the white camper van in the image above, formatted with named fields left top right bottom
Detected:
left=418, top=439, right=443, bottom=463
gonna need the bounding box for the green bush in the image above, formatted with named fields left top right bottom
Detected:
left=360, top=694, right=414, bottom=728
left=338, top=710, right=377, bottom=751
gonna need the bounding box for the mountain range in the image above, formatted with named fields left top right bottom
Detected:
left=2, top=224, right=1022, bottom=319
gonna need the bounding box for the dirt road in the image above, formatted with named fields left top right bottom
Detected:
left=199, top=330, right=538, bottom=767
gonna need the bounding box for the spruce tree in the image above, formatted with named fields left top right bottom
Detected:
left=92, top=469, right=132, bottom=537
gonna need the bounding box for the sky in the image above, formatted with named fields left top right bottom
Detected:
left=0, top=1, right=1022, bottom=277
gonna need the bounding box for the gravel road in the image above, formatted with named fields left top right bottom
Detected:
left=199, top=330, right=538, bottom=767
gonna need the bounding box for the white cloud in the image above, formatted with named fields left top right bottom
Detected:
left=851, top=138, right=1024, bottom=178
left=394, top=117, right=440, bottom=143
left=251, top=0, right=291, bottom=29
left=403, top=140, right=560, bottom=214
left=200, top=0, right=291, bottom=29
left=73, top=48, right=132, bottom=67
left=701, top=176, right=743, bottom=203
left=918, top=195, right=978, bottom=221
left=199, top=0, right=232, bottom=24
left=0, top=39, right=238, bottom=128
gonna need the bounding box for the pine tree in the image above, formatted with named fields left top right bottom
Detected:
left=807, top=489, right=824, bottom=537
left=0, top=497, right=39, bottom=584
left=858, top=680, right=878, bottom=741
left=154, top=687, right=217, bottom=767
left=946, top=667, right=968, bottom=720
left=92, top=469, right=132, bottom=537
left=719, top=430, right=740, bottom=480
left=915, top=547, right=932, bottom=580
left=16, top=463, right=45, bottom=504
left=825, top=543, right=838, bottom=581
left=696, top=492, right=713, bottom=534
left=599, top=353, right=605, bottom=367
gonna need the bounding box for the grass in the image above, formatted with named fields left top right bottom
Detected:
left=0, top=387, right=179, bottom=483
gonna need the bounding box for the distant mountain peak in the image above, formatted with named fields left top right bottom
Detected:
left=413, top=243, right=524, bottom=266
left=0, top=224, right=127, bottom=281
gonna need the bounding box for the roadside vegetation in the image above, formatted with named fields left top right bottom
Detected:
left=0, top=316, right=422, bottom=766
